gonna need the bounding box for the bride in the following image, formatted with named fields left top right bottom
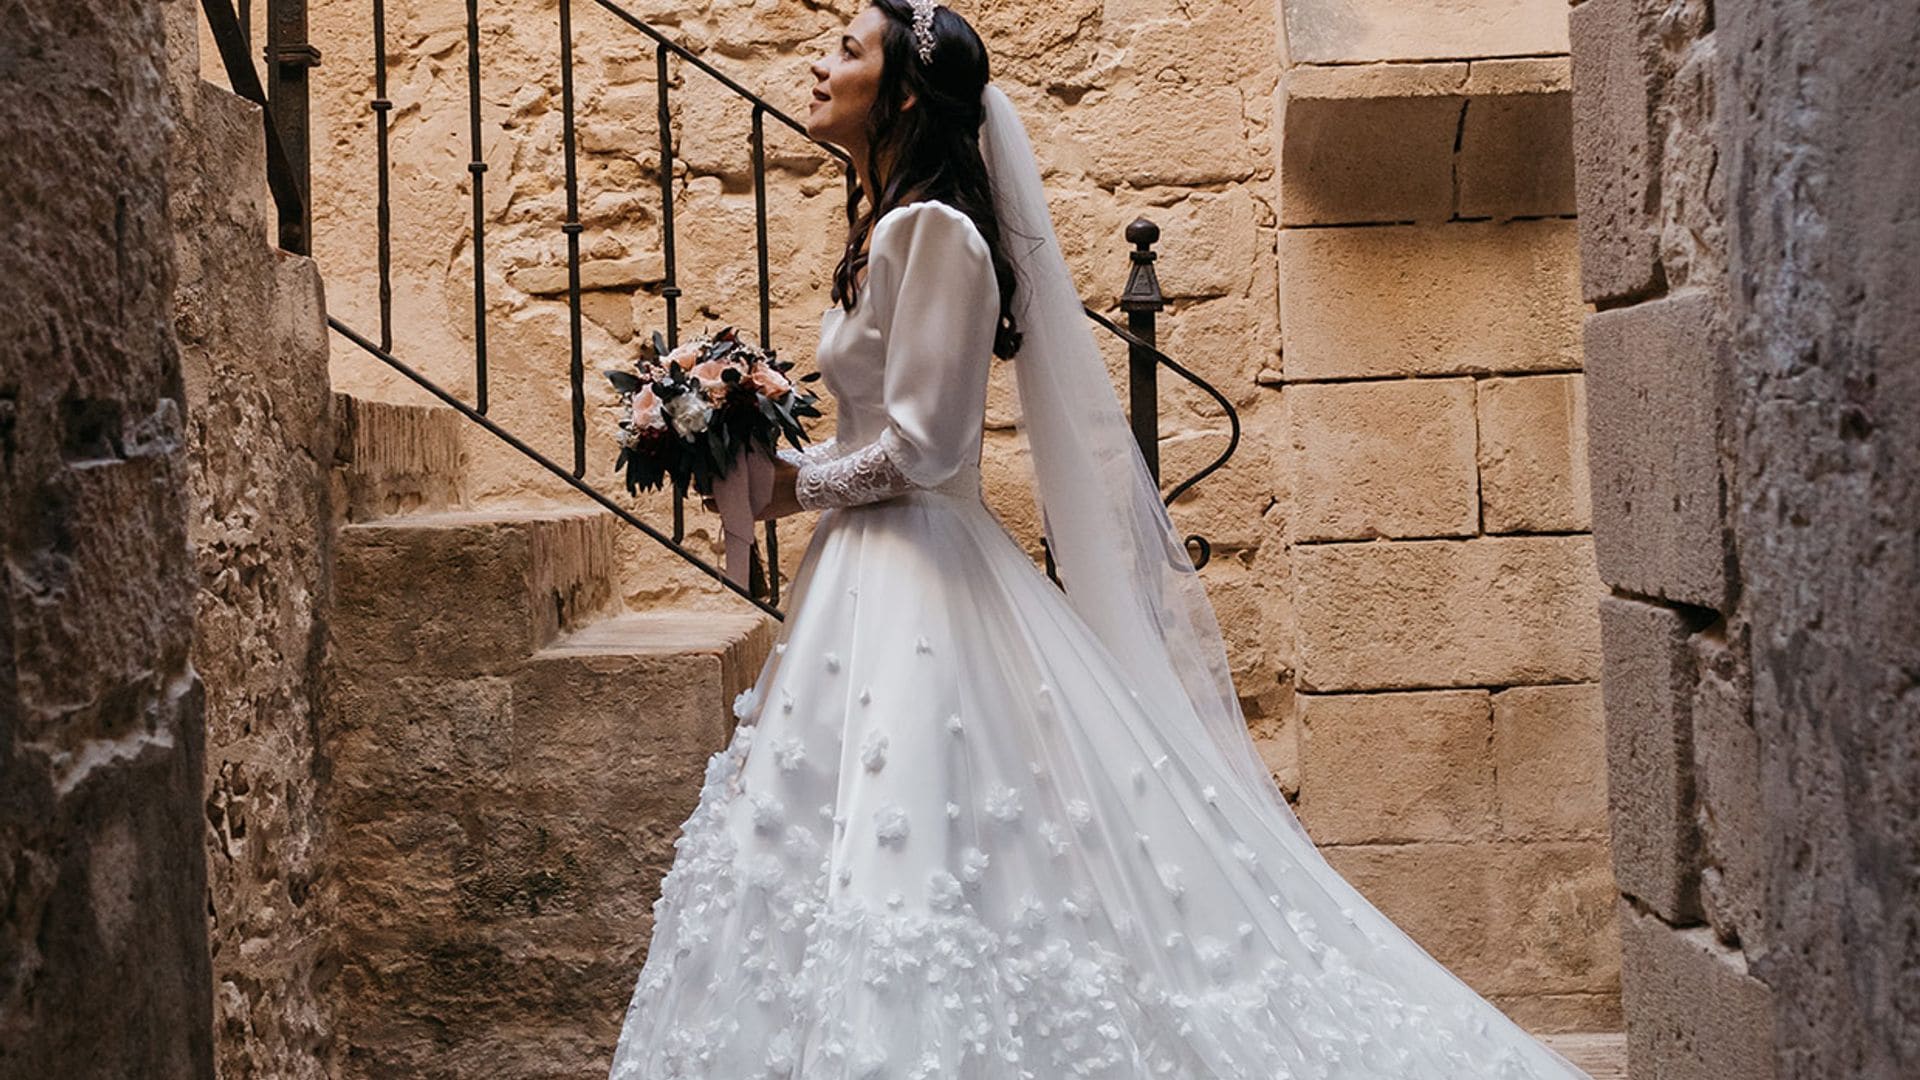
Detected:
left=609, top=3, right=1596, bottom=1078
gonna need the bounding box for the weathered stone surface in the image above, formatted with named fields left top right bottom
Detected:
left=332, top=393, right=467, bottom=523
left=1583, top=291, right=1728, bottom=610
left=1280, top=0, right=1571, bottom=64
left=1458, top=91, right=1578, bottom=220
left=1279, top=90, right=1463, bottom=225
left=1597, top=596, right=1701, bottom=924
left=1617, top=902, right=1775, bottom=1080
left=1295, top=536, right=1604, bottom=691
left=1, top=0, right=213, bottom=1074
left=1280, top=221, right=1584, bottom=380
left=1689, top=631, right=1764, bottom=952
left=171, top=75, right=340, bottom=1079
left=1289, top=378, right=1478, bottom=541
left=333, top=508, right=619, bottom=676
left=1568, top=0, right=1661, bottom=303
left=1718, top=2, right=1920, bottom=1071
left=1297, top=690, right=1495, bottom=843
left=1494, top=684, right=1610, bottom=839
left=1478, top=373, right=1593, bottom=533
left=1325, top=840, right=1618, bottom=1001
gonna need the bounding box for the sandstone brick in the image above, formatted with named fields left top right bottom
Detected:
left=1495, top=684, right=1610, bottom=839
left=1495, top=995, right=1626, bottom=1037
left=1072, top=84, right=1262, bottom=187
left=331, top=394, right=467, bottom=523
left=1296, top=690, right=1496, bottom=843
left=1478, top=374, right=1593, bottom=533
left=1279, top=91, right=1462, bottom=225
left=1295, top=536, right=1604, bottom=691
left=1281, top=0, right=1570, bottom=64
left=1583, top=291, right=1728, bottom=609
left=1290, top=378, right=1479, bottom=541
left=333, top=508, right=619, bottom=676
left=1598, top=595, right=1701, bottom=923
left=328, top=675, right=515, bottom=809
left=1280, top=221, right=1584, bottom=380
left=1458, top=91, right=1578, bottom=220
left=1690, top=633, right=1766, bottom=952
left=1618, top=902, right=1776, bottom=1080
left=1569, top=0, right=1661, bottom=302
left=1325, top=839, right=1617, bottom=998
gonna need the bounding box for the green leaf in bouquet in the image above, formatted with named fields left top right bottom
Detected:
left=652, top=330, right=669, bottom=359
left=605, top=368, right=643, bottom=394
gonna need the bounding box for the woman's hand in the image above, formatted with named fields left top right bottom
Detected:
left=755, top=458, right=804, bottom=520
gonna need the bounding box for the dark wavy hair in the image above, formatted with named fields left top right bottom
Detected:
left=829, top=0, right=1022, bottom=360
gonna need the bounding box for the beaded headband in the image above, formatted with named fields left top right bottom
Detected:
left=910, top=0, right=939, bottom=64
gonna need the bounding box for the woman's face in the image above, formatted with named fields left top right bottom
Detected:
left=806, top=6, right=892, bottom=152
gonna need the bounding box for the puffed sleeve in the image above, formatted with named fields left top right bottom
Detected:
left=794, top=202, right=999, bottom=510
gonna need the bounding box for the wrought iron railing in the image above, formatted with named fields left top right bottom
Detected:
left=198, top=0, right=1238, bottom=622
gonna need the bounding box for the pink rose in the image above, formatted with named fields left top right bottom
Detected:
left=631, top=385, right=664, bottom=430
left=666, top=342, right=703, bottom=371
left=749, top=366, right=794, bottom=398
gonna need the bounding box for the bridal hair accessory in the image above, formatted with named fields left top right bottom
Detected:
left=976, top=83, right=1319, bottom=844
left=909, top=0, right=939, bottom=63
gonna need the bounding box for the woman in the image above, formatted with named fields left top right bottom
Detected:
left=610, top=3, right=1596, bottom=1077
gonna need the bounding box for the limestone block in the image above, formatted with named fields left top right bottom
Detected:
left=1583, top=291, right=1728, bottom=609
left=1618, top=902, right=1776, bottom=1080
left=1569, top=0, right=1661, bottom=302
left=1494, top=684, right=1610, bottom=839
left=1070, top=84, right=1263, bottom=187
left=331, top=393, right=467, bottom=523
left=333, top=508, right=619, bottom=676
left=1289, top=378, right=1479, bottom=541
left=1690, top=633, right=1766, bottom=952
left=1598, top=595, right=1701, bottom=923
left=1458, top=91, right=1577, bottom=219
left=1326, top=839, right=1617, bottom=997
left=1280, top=90, right=1462, bottom=225
left=328, top=675, right=515, bottom=812
left=1281, top=0, right=1570, bottom=64
left=1295, top=536, right=1604, bottom=691
left=1296, top=690, right=1496, bottom=843
left=1280, top=221, right=1583, bottom=380
left=1478, top=374, right=1593, bottom=533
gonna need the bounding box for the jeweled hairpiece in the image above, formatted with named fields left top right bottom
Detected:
left=909, top=0, right=939, bottom=64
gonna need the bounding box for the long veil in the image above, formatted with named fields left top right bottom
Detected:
left=979, top=83, right=1311, bottom=843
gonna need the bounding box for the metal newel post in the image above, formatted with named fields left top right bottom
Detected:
left=1120, top=217, right=1166, bottom=483
left=265, top=0, right=319, bottom=254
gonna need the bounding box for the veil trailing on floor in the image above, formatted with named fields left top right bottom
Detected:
left=979, top=83, right=1311, bottom=844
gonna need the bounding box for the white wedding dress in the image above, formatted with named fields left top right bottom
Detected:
left=607, top=200, right=1593, bottom=1080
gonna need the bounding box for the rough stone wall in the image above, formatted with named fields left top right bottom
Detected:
left=0, top=1, right=215, bottom=1076
left=165, top=2, right=343, bottom=1075
left=1274, top=0, right=1619, bottom=1032
left=1571, top=0, right=1919, bottom=1075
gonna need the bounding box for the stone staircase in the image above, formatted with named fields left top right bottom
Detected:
left=324, top=394, right=774, bottom=1078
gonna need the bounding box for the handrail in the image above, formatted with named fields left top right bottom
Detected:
left=210, top=0, right=1244, bottom=618
left=327, top=318, right=785, bottom=620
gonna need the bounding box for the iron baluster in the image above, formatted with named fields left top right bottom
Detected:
left=371, top=0, right=393, bottom=351
left=264, top=0, right=317, bottom=255
left=1121, top=217, right=1164, bottom=483
left=655, top=42, right=686, bottom=543
left=464, top=0, right=489, bottom=414
left=558, top=0, right=587, bottom=477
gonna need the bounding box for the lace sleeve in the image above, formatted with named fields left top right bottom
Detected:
left=793, top=430, right=915, bottom=510
left=775, top=436, right=840, bottom=469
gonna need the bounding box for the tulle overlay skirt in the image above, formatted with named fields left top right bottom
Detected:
left=608, top=486, right=1591, bottom=1080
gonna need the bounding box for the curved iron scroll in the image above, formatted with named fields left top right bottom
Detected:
left=1079, top=306, right=1242, bottom=570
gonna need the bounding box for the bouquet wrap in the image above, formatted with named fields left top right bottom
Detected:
left=712, top=447, right=775, bottom=589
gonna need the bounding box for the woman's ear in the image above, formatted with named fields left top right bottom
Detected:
left=900, top=89, right=918, bottom=112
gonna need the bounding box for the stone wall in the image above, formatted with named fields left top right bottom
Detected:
left=1570, top=0, right=1920, bottom=1076
left=1274, top=0, right=1620, bottom=1032
left=165, top=1, right=343, bottom=1074
left=0, top=1, right=215, bottom=1076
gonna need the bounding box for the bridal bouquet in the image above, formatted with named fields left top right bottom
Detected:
left=606, top=327, right=822, bottom=589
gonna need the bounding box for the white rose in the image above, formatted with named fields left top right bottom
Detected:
left=663, top=390, right=713, bottom=436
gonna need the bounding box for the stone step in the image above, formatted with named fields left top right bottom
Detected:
left=331, top=392, right=467, bottom=523
left=326, top=606, right=775, bottom=1077
left=1538, top=1032, right=1628, bottom=1079
left=333, top=507, right=619, bottom=676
